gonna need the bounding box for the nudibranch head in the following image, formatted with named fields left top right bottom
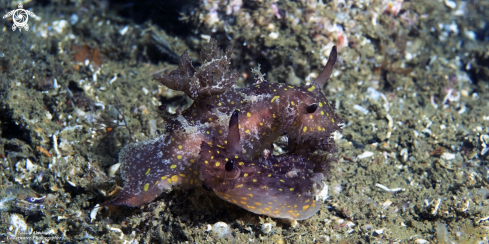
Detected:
left=198, top=110, right=327, bottom=220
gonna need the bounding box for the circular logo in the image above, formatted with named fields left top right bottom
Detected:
left=13, top=9, right=29, bottom=28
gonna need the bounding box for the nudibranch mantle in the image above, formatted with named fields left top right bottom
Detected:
left=107, top=40, right=342, bottom=221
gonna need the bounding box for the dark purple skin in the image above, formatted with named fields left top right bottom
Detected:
left=106, top=40, right=341, bottom=220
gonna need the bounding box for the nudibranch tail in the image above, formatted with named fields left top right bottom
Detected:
left=106, top=131, right=203, bottom=207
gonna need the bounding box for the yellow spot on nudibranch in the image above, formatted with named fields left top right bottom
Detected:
left=205, top=160, right=208, bottom=164
left=247, top=112, right=251, bottom=117
left=206, top=131, right=210, bottom=134
left=161, top=176, right=168, bottom=180
left=290, top=101, right=295, bottom=106
left=208, top=118, right=212, bottom=121
left=171, top=175, right=178, bottom=182
left=178, top=145, right=182, bottom=149
left=190, top=159, right=195, bottom=163
left=255, top=202, right=262, bottom=206
left=309, top=115, right=313, bottom=119
left=170, top=165, right=177, bottom=169
left=215, top=162, right=221, bottom=167
left=303, top=126, right=307, bottom=133
left=308, top=86, right=315, bottom=91
left=271, top=95, right=280, bottom=103
left=194, top=170, right=199, bottom=175
left=219, top=130, right=223, bottom=134
left=253, top=179, right=257, bottom=182
left=177, top=155, right=182, bottom=159
left=145, top=168, right=151, bottom=175
left=143, top=183, right=149, bottom=191
left=319, top=102, right=323, bottom=107
left=290, top=188, right=294, bottom=191
left=244, top=173, right=248, bottom=177
left=245, top=129, right=250, bottom=133
left=239, top=162, right=244, bottom=166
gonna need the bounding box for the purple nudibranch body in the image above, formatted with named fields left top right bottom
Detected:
left=107, top=40, right=342, bottom=220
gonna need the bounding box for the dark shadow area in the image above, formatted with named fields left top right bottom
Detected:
left=0, top=108, right=31, bottom=143
left=108, top=0, right=198, bottom=37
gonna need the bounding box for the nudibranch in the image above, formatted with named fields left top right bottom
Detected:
left=106, top=40, right=342, bottom=220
